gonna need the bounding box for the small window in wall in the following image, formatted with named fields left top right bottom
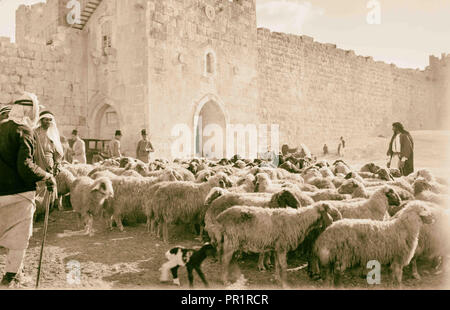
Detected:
left=101, top=21, right=112, bottom=56
left=204, top=49, right=216, bottom=76
left=206, top=53, right=214, bottom=73
left=106, top=111, right=118, bottom=125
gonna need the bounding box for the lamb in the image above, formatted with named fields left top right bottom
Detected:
left=312, top=201, right=434, bottom=286
left=69, top=177, right=114, bottom=236
left=151, top=173, right=233, bottom=242
left=332, top=161, right=351, bottom=175
left=216, top=203, right=335, bottom=287
left=317, top=186, right=401, bottom=220
left=159, top=243, right=216, bottom=288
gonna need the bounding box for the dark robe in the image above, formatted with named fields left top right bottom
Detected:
left=387, top=132, right=414, bottom=176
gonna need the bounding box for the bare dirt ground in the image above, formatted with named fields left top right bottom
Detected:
left=1, top=131, right=449, bottom=290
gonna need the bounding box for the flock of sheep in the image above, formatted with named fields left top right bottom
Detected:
left=46, top=154, right=450, bottom=288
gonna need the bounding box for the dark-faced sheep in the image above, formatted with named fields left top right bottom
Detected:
left=216, top=203, right=335, bottom=287
left=313, top=201, right=434, bottom=286
left=204, top=189, right=301, bottom=270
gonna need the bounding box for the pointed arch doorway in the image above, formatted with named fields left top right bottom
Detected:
left=94, top=104, right=120, bottom=140
left=193, top=97, right=227, bottom=159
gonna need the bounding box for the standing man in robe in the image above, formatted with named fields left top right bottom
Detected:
left=136, top=129, right=154, bottom=163
left=71, top=129, right=86, bottom=164
left=34, top=111, right=64, bottom=213
left=0, top=93, right=56, bottom=287
left=108, top=130, right=122, bottom=158
left=387, top=122, right=414, bottom=176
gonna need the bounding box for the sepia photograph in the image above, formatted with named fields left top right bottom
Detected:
left=0, top=0, right=449, bottom=297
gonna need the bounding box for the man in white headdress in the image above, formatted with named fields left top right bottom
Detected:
left=0, top=105, right=12, bottom=123
left=0, top=93, right=56, bottom=288
left=34, top=111, right=64, bottom=214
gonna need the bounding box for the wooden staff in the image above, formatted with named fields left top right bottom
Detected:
left=36, top=188, right=52, bottom=289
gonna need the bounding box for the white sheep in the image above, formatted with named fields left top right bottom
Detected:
left=104, top=172, right=181, bottom=232
left=204, top=188, right=301, bottom=270
left=339, top=178, right=414, bottom=202
left=312, top=201, right=434, bottom=286
left=389, top=201, right=450, bottom=280
left=216, top=203, right=334, bottom=287
left=301, top=167, right=323, bottom=183
left=151, top=173, right=233, bottom=242
left=413, top=178, right=450, bottom=208
left=305, top=189, right=351, bottom=202
left=317, top=186, right=401, bottom=220
left=332, top=161, right=352, bottom=175
left=70, top=177, right=114, bottom=236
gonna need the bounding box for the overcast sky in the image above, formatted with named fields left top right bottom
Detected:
left=0, top=0, right=449, bottom=69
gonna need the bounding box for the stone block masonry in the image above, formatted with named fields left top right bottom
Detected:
left=257, top=28, right=446, bottom=150
left=0, top=30, right=87, bottom=139
left=3, top=0, right=448, bottom=158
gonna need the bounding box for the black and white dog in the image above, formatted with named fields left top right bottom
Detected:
left=159, top=243, right=216, bottom=288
